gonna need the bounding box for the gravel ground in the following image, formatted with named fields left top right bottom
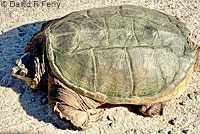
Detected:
left=0, top=0, right=200, bottom=134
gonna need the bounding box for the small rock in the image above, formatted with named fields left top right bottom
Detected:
left=187, top=93, right=195, bottom=100
left=19, top=88, right=25, bottom=95
left=19, top=32, right=25, bottom=37
left=107, top=115, right=116, bottom=128
left=182, top=129, right=190, bottom=134
left=108, top=121, right=115, bottom=128
left=168, top=130, right=174, bottom=134
left=179, top=102, right=186, bottom=106
left=107, top=115, right=115, bottom=121
left=125, top=128, right=137, bottom=134
left=31, top=98, right=35, bottom=102
left=194, top=91, right=199, bottom=96
left=158, top=129, right=164, bottom=133
left=168, top=118, right=177, bottom=125
left=41, top=96, right=48, bottom=105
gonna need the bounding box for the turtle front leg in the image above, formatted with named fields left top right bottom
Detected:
left=139, top=101, right=168, bottom=116
left=48, top=73, right=104, bottom=129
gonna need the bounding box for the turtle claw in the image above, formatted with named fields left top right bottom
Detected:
left=139, top=102, right=167, bottom=116
left=88, top=108, right=104, bottom=122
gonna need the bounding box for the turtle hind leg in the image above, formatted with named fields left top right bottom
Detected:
left=139, top=101, right=168, bottom=117
left=48, top=74, right=104, bottom=129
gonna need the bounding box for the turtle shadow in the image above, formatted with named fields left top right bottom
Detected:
left=0, top=22, right=70, bottom=130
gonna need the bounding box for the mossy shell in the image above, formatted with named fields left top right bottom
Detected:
left=45, top=5, right=194, bottom=104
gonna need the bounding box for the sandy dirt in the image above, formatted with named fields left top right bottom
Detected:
left=0, top=0, right=200, bottom=134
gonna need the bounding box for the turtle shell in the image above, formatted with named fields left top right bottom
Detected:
left=46, top=5, right=194, bottom=104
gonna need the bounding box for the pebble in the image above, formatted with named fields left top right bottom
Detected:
left=19, top=88, right=25, bottom=95
left=107, top=115, right=115, bottom=121
left=179, top=102, right=186, bottom=106
left=182, top=129, right=190, bottom=134
left=168, top=130, right=174, bottom=134
left=194, top=91, right=199, bottom=96
left=168, top=118, right=177, bottom=125
left=108, top=121, right=115, bottom=128
left=158, top=129, right=164, bottom=133
left=31, top=98, right=35, bottom=102
left=107, top=115, right=116, bottom=128
left=41, top=96, right=48, bottom=105
left=187, top=93, right=195, bottom=100
left=125, top=128, right=137, bottom=134
left=19, top=32, right=25, bottom=37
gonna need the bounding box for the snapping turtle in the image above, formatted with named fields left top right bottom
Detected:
left=12, top=5, right=198, bottom=128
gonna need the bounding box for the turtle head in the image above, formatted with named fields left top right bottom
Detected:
left=12, top=21, right=53, bottom=89
left=12, top=33, right=47, bottom=89
left=12, top=52, right=40, bottom=89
